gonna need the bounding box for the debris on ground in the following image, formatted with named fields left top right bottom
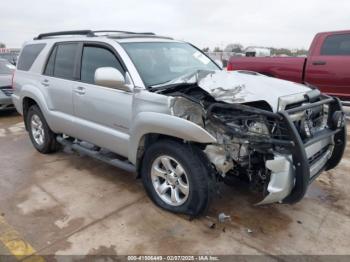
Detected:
left=297, top=220, right=303, bottom=224
left=218, top=212, right=231, bottom=223
left=208, top=222, right=216, bottom=229
left=247, top=228, right=253, bottom=234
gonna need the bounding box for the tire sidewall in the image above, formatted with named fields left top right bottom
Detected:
left=141, top=140, right=211, bottom=216
left=27, top=105, right=52, bottom=153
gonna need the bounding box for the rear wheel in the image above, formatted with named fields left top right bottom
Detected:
left=26, top=105, right=60, bottom=154
left=141, top=140, right=213, bottom=216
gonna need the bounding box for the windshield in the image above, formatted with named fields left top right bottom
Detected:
left=0, top=60, right=15, bottom=75
left=121, top=42, right=219, bottom=87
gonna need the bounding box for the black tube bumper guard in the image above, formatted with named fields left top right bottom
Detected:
left=207, top=95, right=347, bottom=204
left=279, top=96, right=346, bottom=203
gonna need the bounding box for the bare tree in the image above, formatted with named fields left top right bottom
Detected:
left=213, top=47, right=222, bottom=52
left=224, top=43, right=243, bottom=53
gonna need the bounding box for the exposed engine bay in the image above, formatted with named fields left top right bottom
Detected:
left=150, top=70, right=346, bottom=205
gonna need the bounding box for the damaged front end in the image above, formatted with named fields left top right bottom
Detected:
left=162, top=72, right=346, bottom=205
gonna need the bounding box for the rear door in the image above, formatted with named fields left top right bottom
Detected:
left=42, top=42, right=80, bottom=134
left=72, top=42, right=133, bottom=157
left=305, top=33, right=350, bottom=99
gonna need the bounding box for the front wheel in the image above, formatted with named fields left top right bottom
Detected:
left=141, top=140, right=213, bottom=216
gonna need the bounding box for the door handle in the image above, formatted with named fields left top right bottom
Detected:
left=74, top=86, right=86, bottom=95
left=41, top=79, right=50, bottom=87
left=312, top=61, right=327, bottom=66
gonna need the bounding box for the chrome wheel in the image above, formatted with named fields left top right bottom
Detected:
left=30, top=114, right=45, bottom=146
left=151, top=155, right=190, bottom=206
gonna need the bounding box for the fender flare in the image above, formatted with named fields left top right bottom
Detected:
left=20, top=85, right=54, bottom=128
left=128, top=112, right=217, bottom=164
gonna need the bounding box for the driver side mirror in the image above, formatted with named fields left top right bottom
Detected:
left=94, top=67, right=129, bottom=91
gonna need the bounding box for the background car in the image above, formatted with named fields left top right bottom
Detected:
left=0, top=58, right=15, bottom=111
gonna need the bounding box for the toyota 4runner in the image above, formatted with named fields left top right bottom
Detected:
left=12, top=30, right=346, bottom=216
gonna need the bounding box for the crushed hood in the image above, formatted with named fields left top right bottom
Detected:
left=198, top=70, right=311, bottom=112
left=166, top=70, right=311, bottom=112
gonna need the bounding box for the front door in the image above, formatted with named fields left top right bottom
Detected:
left=305, top=33, right=350, bottom=99
left=72, top=43, right=133, bottom=157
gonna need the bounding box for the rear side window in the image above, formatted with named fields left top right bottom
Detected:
left=17, top=44, right=46, bottom=71
left=321, top=34, right=350, bottom=55
left=44, top=46, right=57, bottom=76
left=53, top=43, right=78, bottom=79
left=80, top=46, right=124, bottom=84
left=44, top=43, right=78, bottom=80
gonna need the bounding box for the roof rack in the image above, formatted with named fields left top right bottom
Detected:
left=34, top=30, right=94, bottom=40
left=93, top=30, right=156, bottom=35
left=33, top=30, right=157, bottom=40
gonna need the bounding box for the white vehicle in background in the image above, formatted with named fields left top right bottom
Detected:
left=245, top=47, right=271, bottom=57
left=0, top=59, right=15, bottom=111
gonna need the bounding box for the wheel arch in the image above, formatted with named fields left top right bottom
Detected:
left=128, top=112, right=217, bottom=175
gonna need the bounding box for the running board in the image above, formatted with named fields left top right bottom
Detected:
left=56, top=136, right=136, bottom=173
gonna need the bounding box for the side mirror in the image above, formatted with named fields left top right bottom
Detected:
left=215, top=59, right=224, bottom=69
left=94, top=67, right=126, bottom=90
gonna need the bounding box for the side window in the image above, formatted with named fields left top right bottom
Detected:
left=321, top=34, right=350, bottom=55
left=17, top=44, right=46, bottom=71
left=80, top=46, right=124, bottom=84
left=53, top=43, right=79, bottom=80
left=44, top=46, right=57, bottom=76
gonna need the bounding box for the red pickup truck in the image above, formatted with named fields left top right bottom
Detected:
left=227, top=30, right=350, bottom=100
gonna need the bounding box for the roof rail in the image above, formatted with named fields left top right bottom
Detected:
left=34, top=30, right=157, bottom=40
left=34, top=30, right=94, bottom=40
left=92, top=30, right=156, bottom=35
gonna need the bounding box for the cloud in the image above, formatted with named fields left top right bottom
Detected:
left=1, top=0, right=350, bottom=49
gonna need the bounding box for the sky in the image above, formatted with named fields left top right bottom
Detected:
left=1, top=0, right=350, bottom=50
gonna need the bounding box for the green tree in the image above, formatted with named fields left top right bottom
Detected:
left=0, top=42, right=5, bottom=48
left=202, top=47, right=210, bottom=52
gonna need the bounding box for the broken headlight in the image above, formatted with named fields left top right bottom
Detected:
left=248, top=121, right=270, bottom=136
left=170, top=97, right=205, bottom=127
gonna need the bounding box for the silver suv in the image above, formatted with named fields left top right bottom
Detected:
left=12, top=30, right=346, bottom=216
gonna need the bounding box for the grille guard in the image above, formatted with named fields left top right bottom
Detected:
left=280, top=96, right=346, bottom=203
left=207, top=95, right=347, bottom=204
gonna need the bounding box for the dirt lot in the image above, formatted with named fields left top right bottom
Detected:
left=1, top=111, right=350, bottom=259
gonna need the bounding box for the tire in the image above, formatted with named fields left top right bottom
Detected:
left=141, top=139, right=213, bottom=216
left=26, top=105, right=60, bottom=154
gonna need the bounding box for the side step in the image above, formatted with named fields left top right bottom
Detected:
left=56, top=136, right=136, bottom=173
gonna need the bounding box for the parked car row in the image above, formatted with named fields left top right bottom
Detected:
left=0, top=58, right=15, bottom=111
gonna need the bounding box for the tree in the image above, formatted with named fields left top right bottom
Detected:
left=224, top=43, right=243, bottom=53
left=202, top=47, right=210, bottom=52
left=213, top=46, right=222, bottom=52
left=0, top=42, right=5, bottom=48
